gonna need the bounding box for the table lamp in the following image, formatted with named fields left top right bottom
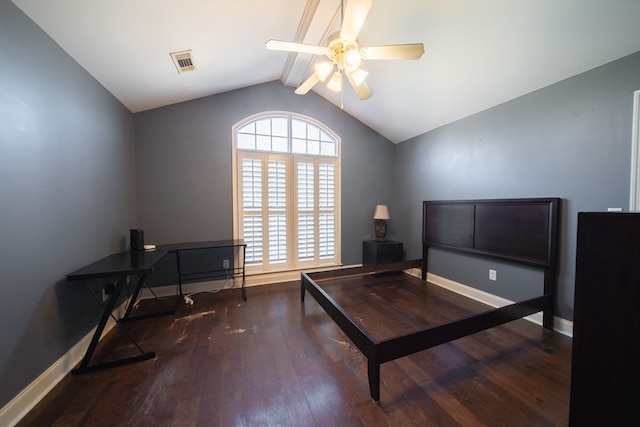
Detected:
left=373, top=205, right=390, bottom=241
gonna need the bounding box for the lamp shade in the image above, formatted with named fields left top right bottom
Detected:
left=373, top=205, right=390, bottom=220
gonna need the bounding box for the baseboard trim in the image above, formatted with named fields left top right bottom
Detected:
left=406, top=268, right=573, bottom=337
left=140, top=264, right=364, bottom=300
left=0, top=316, right=118, bottom=427
left=104, top=268, right=577, bottom=340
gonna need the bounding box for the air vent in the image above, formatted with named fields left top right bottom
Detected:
left=170, top=50, right=196, bottom=73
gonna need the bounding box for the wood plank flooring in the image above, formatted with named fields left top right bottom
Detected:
left=17, top=278, right=572, bottom=426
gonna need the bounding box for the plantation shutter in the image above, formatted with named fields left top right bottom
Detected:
left=268, top=159, right=287, bottom=265
left=297, top=162, right=315, bottom=262
left=241, top=158, right=263, bottom=264
left=319, top=163, right=335, bottom=259
left=235, top=113, right=340, bottom=273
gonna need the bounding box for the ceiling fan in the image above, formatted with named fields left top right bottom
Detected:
left=265, top=0, right=424, bottom=100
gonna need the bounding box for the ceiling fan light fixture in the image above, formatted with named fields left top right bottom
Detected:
left=315, top=61, right=333, bottom=81
left=327, top=71, right=343, bottom=92
left=343, top=48, right=362, bottom=72
left=349, top=68, right=368, bottom=87
left=266, top=0, right=423, bottom=101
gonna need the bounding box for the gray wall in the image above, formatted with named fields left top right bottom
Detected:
left=395, top=51, right=640, bottom=320
left=134, top=81, right=396, bottom=267
left=0, top=0, right=136, bottom=408
left=3, top=0, right=639, bottom=411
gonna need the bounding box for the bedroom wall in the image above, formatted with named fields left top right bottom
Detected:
left=134, top=80, right=396, bottom=273
left=3, top=0, right=637, bottom=411
left=0, top=0, right=136, bottom=410
left=394, top=50, right=640, bottom=321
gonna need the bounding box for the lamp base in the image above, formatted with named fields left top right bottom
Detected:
left=374, top=219, right=387, bottom=241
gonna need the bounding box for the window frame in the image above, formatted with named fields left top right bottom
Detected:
left=232, top=111, right=341, bottom=275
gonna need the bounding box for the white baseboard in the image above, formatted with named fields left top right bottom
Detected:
left=551, top=316, right=574, bottom=337
left=138, top=276, right=284, bottom=301
left=0, top=316, right=118, bottom=427
left=242, top=264, right=361, bottom=287
left=406, top=269, right=573, bottom=337
left=152, top=268, right=574, bottom=338
left=140, top=264, right=364, bottom=300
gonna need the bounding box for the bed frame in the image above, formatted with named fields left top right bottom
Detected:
left=300, top=198, right=560, bottom=402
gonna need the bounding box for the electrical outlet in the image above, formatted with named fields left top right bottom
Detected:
left=102, top=283, right=115, bottom=302
left=489, top=269, right=497, bottom=281
left=223, top=259, right=230, bottom=269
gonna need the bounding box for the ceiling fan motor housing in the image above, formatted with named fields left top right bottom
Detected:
left=327, top=32, right=361, bottom=72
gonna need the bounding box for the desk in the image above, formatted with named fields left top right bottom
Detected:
left=66, top=250, right=169, bottom=374
left=67, top=239, right=247, bottom=374
left=157, top=239, right=247, bottom=301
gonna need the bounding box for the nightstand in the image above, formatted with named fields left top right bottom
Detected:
left=362, top=240, right=404, bottom=265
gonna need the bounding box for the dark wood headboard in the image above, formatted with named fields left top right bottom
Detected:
left=422, top=198, right=560, bottom=327
left=423, top=198, right=560, bottom=267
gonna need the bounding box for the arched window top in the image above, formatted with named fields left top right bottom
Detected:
left=235, top=112, right=339, bottom=157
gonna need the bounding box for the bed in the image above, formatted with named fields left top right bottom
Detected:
left=300, top=197, right=560, bottom=402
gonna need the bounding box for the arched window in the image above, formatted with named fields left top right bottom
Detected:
left=232, top=112, right=341, bottom=273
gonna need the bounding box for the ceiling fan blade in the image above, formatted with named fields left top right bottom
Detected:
left=340, top=0, right=373, bottom=41
left=295, top=73, right=320, bottom=95
left=265, top=39, right=327, bottom=55
left=360, top=43, right=425, bottom=60
left=347, top=73, right=372, bottom=100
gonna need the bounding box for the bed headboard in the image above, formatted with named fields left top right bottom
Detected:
left=422, top=198, right=560, bottom=269
left=422, top=198, right=560, bottom=329
left=422, top=197, right=560, bottom=329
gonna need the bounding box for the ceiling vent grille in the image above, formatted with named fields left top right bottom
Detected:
left=170, top=50, right=196, bottom=73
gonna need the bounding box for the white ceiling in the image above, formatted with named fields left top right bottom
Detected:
left=12, top=0, right=640, bottom=143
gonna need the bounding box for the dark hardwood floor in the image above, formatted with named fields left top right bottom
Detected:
left=18, top=278, right=572, bottom=426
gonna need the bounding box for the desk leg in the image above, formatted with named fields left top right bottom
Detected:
left=120, top=273, right=179, bottom=322
left=176, top=250, right=183, bottom=296
left=241, top=274, right=246, bottom=301
left=122, top=273, right=146, bottom=319
left=241, top=244, right=247, bottom=301
left=72, top=275, right=155, bottom=374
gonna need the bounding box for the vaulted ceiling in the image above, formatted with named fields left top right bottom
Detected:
left=12, top=0, right=640, bottom=143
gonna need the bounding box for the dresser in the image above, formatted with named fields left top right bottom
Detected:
left=569, top=212, right=640, bottom=425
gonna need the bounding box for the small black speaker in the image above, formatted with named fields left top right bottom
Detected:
left=130, top=229, right=144, bottom=251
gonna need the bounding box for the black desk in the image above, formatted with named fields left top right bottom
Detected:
left=157, top=239, right=247, bottom=301
left=66, top=239, right=247, bottom=374
left=66, top=250, right=170, bottom=374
